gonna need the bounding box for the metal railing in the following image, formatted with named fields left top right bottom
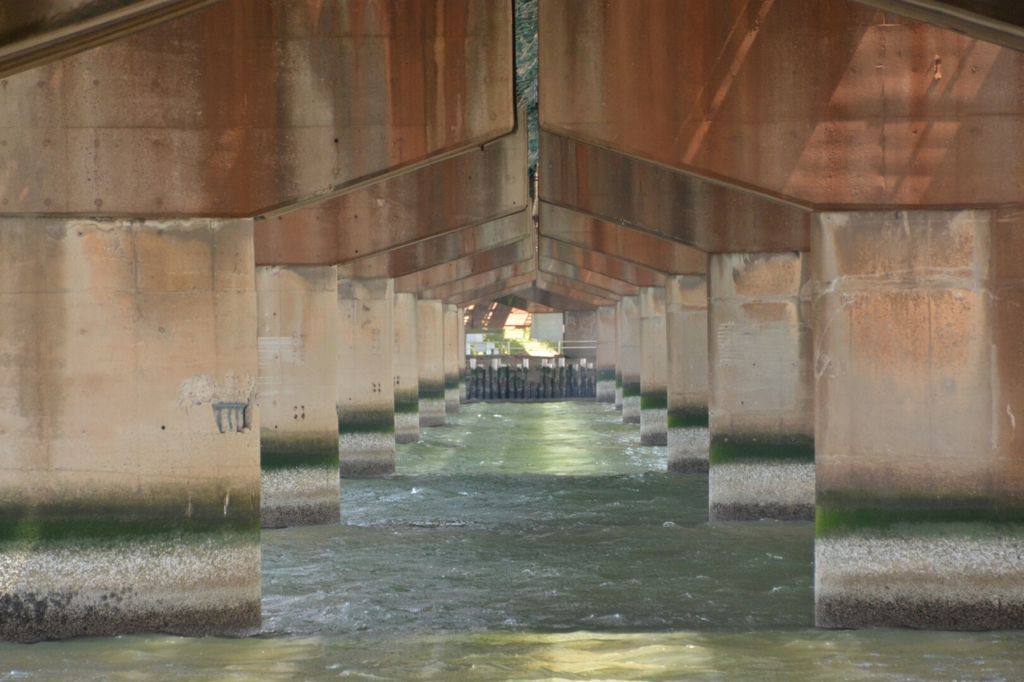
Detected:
left=466, top=339, right=596, bottom=356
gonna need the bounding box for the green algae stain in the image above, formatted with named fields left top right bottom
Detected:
left=640, top=392, right=668, bottom=410
left=709, top=433, right=814, bottom=465
left=668, top=406, right=709, bottom=428
left=260, top=434, right=339, bottom=470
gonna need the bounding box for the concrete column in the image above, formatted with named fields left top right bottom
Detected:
left=813, top=210, right=1024, bottom=630
left=443, top=304, right=461, bottom=414
left=417, top=300, right=446, bottom=427
left=0, top=218, right=260, bottom=642
left=256, top=266, right=340, bottom=528
left=639, top=287, right=668, bottom=445
left=336, top=278, right=395, bottom=477
left=619, top=296, right=641, bottom=424
left=667, top=275, right=710, bottom=473
left=707, top=252, right=814, bottom=521
left=458, top=307, right=468, bottom=403
left=614, top=300, right=623, bottom=410
left=596, top=305, right=617, bottom=402
left=393, top=293, right=420, bottom=444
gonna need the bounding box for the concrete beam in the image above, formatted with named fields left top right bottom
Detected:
left=853, top=1, right=1024, bottom=53
left=417, top=260, right=536, bottom=302
left=540, top=202, right=709, bottom=273
left=540, top=236, right=667, bottom=288
left=538, top=255, right=641, bottom=298
left=395, top=236, right=535, bottom=294
left=516, top=285, right=601, bottom=312
left=446, top=276, right=536, bottom=308
left=540, top=0, right=1024, bottom=210
left=0, top=0, right=222, bottom=79
left=537, top=272, right=617, bottom=308
left=335, top=210, right=531, bottom=279
left=257, top=128, right=527, bottom=266
left=540, top=135, right=809, bottom=254
left=0, top=0, right=514, bottom=217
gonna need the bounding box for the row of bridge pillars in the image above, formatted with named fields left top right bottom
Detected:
left=600, top=209, right=1024, bottom=631
left=0, top=219, right=474, bottom=641
left=3, top=209, right=1024, bottom=638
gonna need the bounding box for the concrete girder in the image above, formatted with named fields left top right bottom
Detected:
left=448, top=277, right=537, bottom=308
left=540, top=237, right=666, bottom=288
left=522, top=284, right=608, bottom=312
left=0, top=0, right=513, bottom=218
left=395, top=236, right=535, bottom=294
left=852, top=1, right=1024, bottom=53
left=0, top=0, right=223, bottom=79
left=333, top=210, right=531, bottom=279
left=257, top=128, right=527, bottom=266
left=416, top=259, right=536, bottom=303
left=540, top=135, right=810, bottom=254
left=536, top=271, right=618, bottom=308
left=539, top=203, right=707, bottom=275
left=540, top=0, right=1024, bottom=210
left=538, top=255, right=641, bottom=298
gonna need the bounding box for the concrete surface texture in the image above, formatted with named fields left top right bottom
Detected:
left=416, top=300, right=446, bottom=428
left=595, top=306, right=617, bottom=402
left=0, top=218, right=261, bottom=641
left=812, top=209, right=1024, bottom=629
left=707, top=252, right=815, bottom=521
left=667, top=275, right=710, bottom=473
left=618, top=296, right=641, bottom=424
left=392, top=293, right=420, bottom=445
left=639, top=287, right=668, bottom=446
left=442, top=304, right=461, bottom=414
left=0, top=0, right=514, bottom=217
left=256, top=265, right=341, bottom=528
left=336, top=278, right=395, bottom=477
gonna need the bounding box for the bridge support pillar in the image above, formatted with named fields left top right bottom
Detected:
left=393, top=293, right=420, bottom=444
left=458, top=308, right=468, bottom=403
left=614, top=301, right=623, bottom=410
left=813, top=209, right=1024, bottom=630
left=0, top=218, right=261, bottom=641
left=619, top=296, right=641, bottom=424
left=256, top=266, right=340, bottom=527
left=708, top=252, right=814, bottom=521
left=336, top=278, right=395, bottom=477
left=417, top=300, right=446, bottom=427
left=596, top=305, right=617, bottom=402
left=443, top=305, right=461, bottom=414
left=667, top=275, right=710, bottom=473
left=640, top=287, right=668, bottom=445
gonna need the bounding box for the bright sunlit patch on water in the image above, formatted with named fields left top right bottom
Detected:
left=3, top=403, right=1024, bottom=680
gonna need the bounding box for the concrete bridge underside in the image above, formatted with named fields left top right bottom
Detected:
left=2, top=0, right=1024, bottom=640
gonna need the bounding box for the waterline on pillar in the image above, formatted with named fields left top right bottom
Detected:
left=261, top=467, right=341, bottom=528
left=445, top=377, right=461, bottom=414
left=622, top=383, right=640, bottom=424
left=394, top=392, right=421, bottom=444
left=709, top=461, right=815, bottom=522
left=418, top=385, right=446, bottom=427
left=337, top=410, right=396, bottom=478
left=639, top=392, right=668, bottom=446
left=667, top=406, right=710, bottom=472
left=596, top=369, right=616, bottom=403
left=816, top=533, right=1024, bottom=630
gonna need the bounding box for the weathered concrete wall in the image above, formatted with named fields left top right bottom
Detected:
left=596, top=305, right=617, bottom=402
left=0, top=0, right=514, bottom=217
left=392, top=292, right=419, bottom=445
left=0, top=218, right=260, bottom=641
left=443, top=304, right=461, bottom=414
left=639, top=287, right=668, bottom=446
left=708, top=252, right=814, bottom=521
left=813, top=209, right=1024, bottom=630
left=256, top=266, right=340, bottom=528
left=336, top=278, right=394, bottom=477
left=540, top=0, right=1024, bottom=209
left=666, top=275, right=710, bottom=473
left=416, top=299, right=445, bottom=427
left=619, top=296, right=641, bottom=424
left=614, top=300, right=623, bottom=410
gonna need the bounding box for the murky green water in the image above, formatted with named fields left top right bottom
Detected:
left=4, top=402, right=1024, bottom=680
